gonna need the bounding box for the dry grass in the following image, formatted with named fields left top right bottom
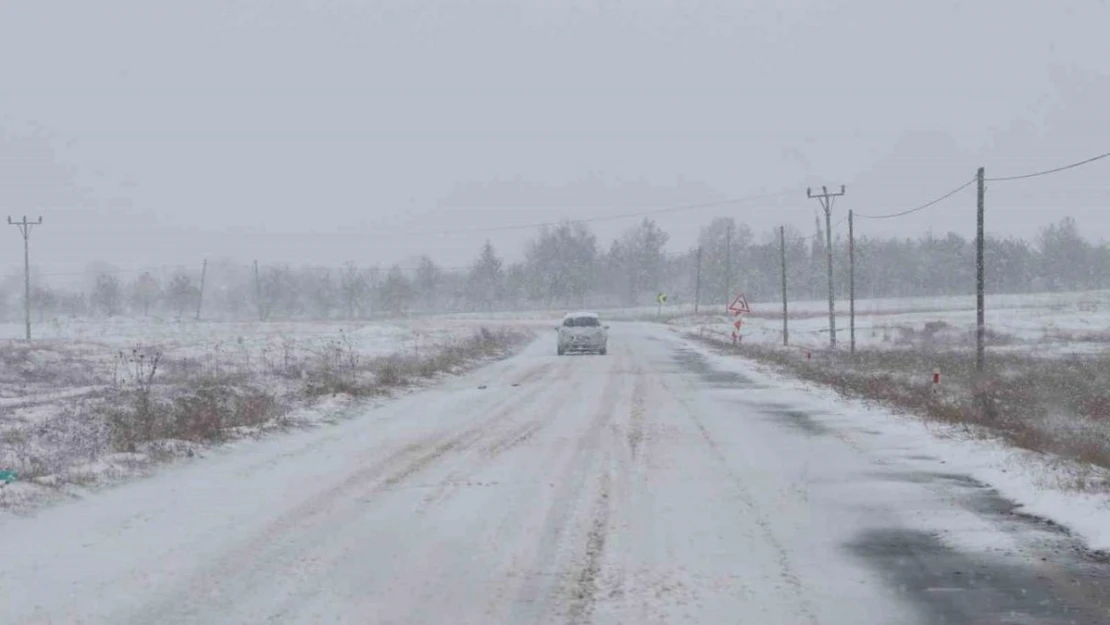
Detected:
left=303, top=327, right=525, bottom=397
left=690, top=333, right=1110, bottom=480
left=1043, top=329, right=1110, bottom=344
left=0, top=326, right=532, bottom=503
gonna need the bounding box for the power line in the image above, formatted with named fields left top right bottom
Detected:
left=449, top=189, right=799, bottom=235
left=985, top=150, right=1110, bottom=182
left=854, top=177, right=977, bottom=220
left=40, top=130, right=857, bottom=142
left=802, top=215, right=847, bottom=240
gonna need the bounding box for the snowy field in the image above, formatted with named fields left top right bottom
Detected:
left=0, top=316, right=535, bottom=510
left=661, top=289, right=1110, bottom=355
left=676, top=333, right=1110, bottom=554
left=659, top=292, right=1110, bottom=539
left=432, top=289, right=1110, bottom=358
left=4, top=323, right=1110, bottom=623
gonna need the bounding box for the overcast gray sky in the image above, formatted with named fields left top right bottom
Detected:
left=1, top=0, right=1109, bottom=279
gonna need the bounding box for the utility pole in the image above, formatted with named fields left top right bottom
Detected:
left=780, top=225, right=788, bottom=346
left=807, top=185, right=846, bottom=348
left=976, top=167, right=986, bottom=373
left=253, top=260, right=264, bottom=321
left=196, top=258, right=207, bottom=321
left=848, top=210, right=856, bottom=354
left=693, top=246, right=703, bottom=314
left=370, top=265, right=380, bottom=319
left=724, top=222, right=733, bottom=310
left=8, top=216, right=42, bottom=340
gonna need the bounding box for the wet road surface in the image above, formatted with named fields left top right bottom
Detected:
left=1, top=324, right=1109, bottom=624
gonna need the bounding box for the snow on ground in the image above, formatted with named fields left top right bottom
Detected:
left=3, top=323, right=1109, bottom=623
left=0, top=316, right=532, bottom=511
left=0, top=317, right=467, bottom=360
left=668, top=325, right=1110, bottom=553
left=0, top=317, right=463, bottom=427
left=438, top=289, right=1110, bottom=351
left=663, top=289, right=1110, bottom=354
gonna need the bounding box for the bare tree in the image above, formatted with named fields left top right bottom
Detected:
left=91, top=273, right=123, bottom=317
left=129, top=272, right=161, bottom=316
left=166, top=273, right=200, bottom=319
left=31, top=285, right=58, bottom=321
left=305, top=267, right=338, bottom=319
left=340, top=262, right=369, bottom=319
left=379, top=265, right=414, bottom=317
left=414, top=255, right=443, bottom=312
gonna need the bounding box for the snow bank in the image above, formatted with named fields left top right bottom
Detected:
left=673, top=331, right=1110, bottom=553
left=665, top=289, right=1110, bottom=355
left=0, top=318, right=531, bottom=512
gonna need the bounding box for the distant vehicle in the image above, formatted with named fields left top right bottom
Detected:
left=556, top=312, right=609, bottom=356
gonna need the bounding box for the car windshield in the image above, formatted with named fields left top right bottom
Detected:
left=565, top=316, right=600, bottom=327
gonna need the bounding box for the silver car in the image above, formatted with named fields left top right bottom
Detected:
left=556, top=312, right=609, bottom=355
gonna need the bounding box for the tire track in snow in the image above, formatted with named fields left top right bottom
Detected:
left=564, top=356, right=645, bottom=624
left=504, top=349, right=629, bottom=624
left=248, top=359, right=583, bottom=624
left=566, top=471, right=612, bottom=625
left=672, top=386, right=821, bottom=625
left=627, top=363, right=648, bottom=461
left=125, top=359, right=570, bottom=623
left=410, top=361, right=577, bottom=514
left=375, top=350, right=627, bottom=624
left=226, top=361, right=560, bottom=480
left=594, top=359, right=656, bottom=620
left=412, top=414, right=551, bottom=508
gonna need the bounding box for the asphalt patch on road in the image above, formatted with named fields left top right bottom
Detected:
left=847, top=527, right=1108, bottom=624
left=670, top=348, right=765, bottom=389
left=763, top=408, right=831, bottom=436
left=744, top=401, right=831, bottom=436
left=850, top=471, right=1110, bottom=623
left=868, top=470, right=989, bottom=489
left=867, top=470, right=1066, bottom=526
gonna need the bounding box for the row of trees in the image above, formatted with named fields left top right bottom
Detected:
left=0, top=215, right=1102, bottom=321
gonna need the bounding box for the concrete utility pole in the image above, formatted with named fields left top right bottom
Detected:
left=253, top=260, right=264, bottom=321
left=724, top=222, right=733, bottom=310
left=780, top=225, right=788, bottom=346
left=976, top=167, right=986, bottom=373
left=848, top=209, right=856, bottom=354
left=807, top=185, right=846, bottom=348
left=8, top=216, right=43, bottom=340
left=694, top=246, right=702, bottom=314
left=196, top=258, right=208, bottom=321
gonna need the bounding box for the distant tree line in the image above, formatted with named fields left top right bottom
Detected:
left=0, top=215, right=1105, bottom=321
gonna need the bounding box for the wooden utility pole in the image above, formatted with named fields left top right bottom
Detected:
left=724, top=223, right=733, bottom=310
left=370, top=265, right=380, bottom=319
left=196, top=258, right=208, bottom=321
left=694, top=246, right=703, bottom=314
left=692, top=244, right=701, bottom=313
left=848, top=209, right=856, bottom=354
left=780, top=225, right=788, bottom=346
left=976, top=167, right=986, bottom=373
left=253, top=260, right=264, bottom=321
left=8, top=216, right=42, bottom=340
left=807, top=185, right=846, bottom=348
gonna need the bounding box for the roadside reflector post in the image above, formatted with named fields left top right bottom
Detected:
left=933, top=368, right=941, bottom=388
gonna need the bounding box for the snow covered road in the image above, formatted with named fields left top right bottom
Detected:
left=2, top=324, right=1110, bottom=624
